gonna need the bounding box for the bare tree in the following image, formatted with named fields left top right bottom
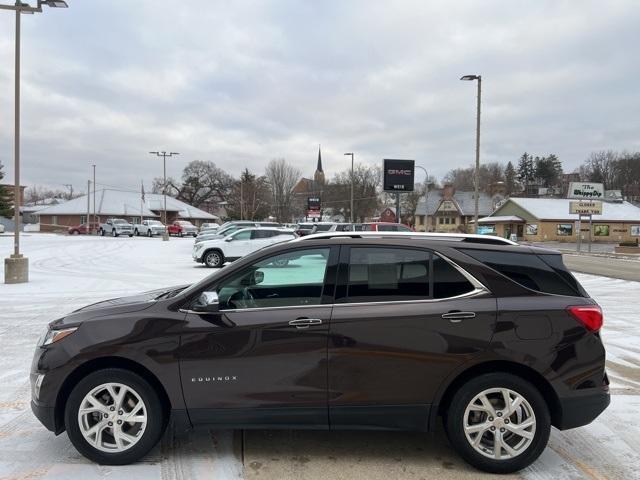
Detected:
left=324, top=164, right=381, bottom=222
left=265, top=158, right=301, bottom=222
left=225, top=169, right=272, bottom=220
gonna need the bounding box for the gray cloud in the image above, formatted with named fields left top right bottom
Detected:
left=0, top=0, right=638, bottom=193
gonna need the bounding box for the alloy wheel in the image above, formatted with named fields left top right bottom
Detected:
left=77, top=382, right=148, bottom=453
left=463, top=387, right=536, bottom=460
left=205, top=251, right=222, bottom=267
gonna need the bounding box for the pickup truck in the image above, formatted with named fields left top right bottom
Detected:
left=98, top=218, right=134, bottom=237
left=167, top=220, right=198, bottom=237
left=133, top=219, right=166, bottom=237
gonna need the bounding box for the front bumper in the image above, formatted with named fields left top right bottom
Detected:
left=31, top=400, right=60, bottom=433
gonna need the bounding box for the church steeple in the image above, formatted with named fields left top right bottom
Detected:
left=313, top=144, right=325, bottom=186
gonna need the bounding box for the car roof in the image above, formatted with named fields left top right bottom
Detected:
left=294, top=230, right=518, bottom=245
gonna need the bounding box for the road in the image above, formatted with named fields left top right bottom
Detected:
left=562, top=254, right=640, bottom=282
left=1, top=234, right=639, bottom=480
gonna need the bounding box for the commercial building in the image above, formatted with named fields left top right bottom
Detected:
left=479, top=197, right=640, bottom=242
left=36, top=188, right=218, bottom=232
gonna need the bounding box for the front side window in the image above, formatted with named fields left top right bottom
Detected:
left=230, top=230, right=252, bottom=241
left=217, top=248, right=330, bottom=310
left=347, top=248, right=430, bottom=302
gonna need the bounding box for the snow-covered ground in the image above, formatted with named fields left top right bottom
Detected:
left=0, top=234, right=638, bottom=480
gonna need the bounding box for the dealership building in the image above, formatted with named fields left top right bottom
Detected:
left=478, top=197, right=640, bottom=242
left=36, top=188, right=218, bottom=232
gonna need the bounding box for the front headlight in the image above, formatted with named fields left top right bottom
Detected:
left=40, top=327, right=78, bottom=346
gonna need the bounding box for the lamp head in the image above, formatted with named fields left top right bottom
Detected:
left=460, top=75, right=480, bottom=81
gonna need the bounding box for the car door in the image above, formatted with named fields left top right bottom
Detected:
left=179, top=245, right=338, bottom=427
left=328, top=245, right=496, bottom=430
left=224, top=229, right=254, bottom=258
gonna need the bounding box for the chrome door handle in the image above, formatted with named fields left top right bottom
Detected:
left=441, top=311, right=476, bottom=323
left=288, top=318, right=323, bottom=329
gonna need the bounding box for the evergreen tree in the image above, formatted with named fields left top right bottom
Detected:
left=517, top=153, right=535, bottom=184
left=504, top=161, right=517, bottom=195
left=0, top=161, right=14, bottom=218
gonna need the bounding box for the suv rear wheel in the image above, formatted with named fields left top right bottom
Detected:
left=445, top=373, right=550, bottom=474
left=204, top=250, right=224, bottom=268
left=64, top=368, right=165, bottom=465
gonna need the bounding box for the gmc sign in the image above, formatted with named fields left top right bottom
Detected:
left=383, top=159, right=415, bottom=192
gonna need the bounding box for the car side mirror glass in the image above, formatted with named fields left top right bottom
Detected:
left=192, top=291, right=219, bottom=313
left=225, top=237, right=233, bottom=242
left=254, top=271, right=264, bottom=284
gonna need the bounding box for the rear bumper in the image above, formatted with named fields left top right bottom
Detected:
left=555, top=390, right=610, bottom=430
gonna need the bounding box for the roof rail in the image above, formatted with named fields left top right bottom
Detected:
left=294, top=231, right=518, bottom=245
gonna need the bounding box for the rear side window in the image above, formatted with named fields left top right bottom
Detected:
left=459, top=249, right=583, bottom=296
left=348, top=248, right=430, bottom=302
left=377, top=224, right=397, bottom=231
left=346, top=248, right=475, bottom=302
left=433, top=255, right=476, bottom=298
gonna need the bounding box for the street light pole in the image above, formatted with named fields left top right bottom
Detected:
left=460, top=74, right=482, bottom=233
left=344, top=153, right=354, bottom=222
left=2, top=0, right=68, bottom=284
left=149, top=151, right=179, bottom=241
left=92, top=164, right=96, bottom=233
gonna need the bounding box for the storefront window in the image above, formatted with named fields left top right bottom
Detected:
left=631, top=225, right=640, bottom=237
left=477, top=225, right=495, bottom=235
left=526, top=224, right=538, bottom=235
left=557, top=224, right=573, bottom=236
left=593, top=225, right=610, bottom=236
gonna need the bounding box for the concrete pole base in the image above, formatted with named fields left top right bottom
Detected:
left=162, top=233, right=170, bottom=242
left=4, top=254, right=29, bottom=284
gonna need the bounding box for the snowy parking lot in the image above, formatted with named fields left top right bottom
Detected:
left=0, top=234, right=639, bottom=480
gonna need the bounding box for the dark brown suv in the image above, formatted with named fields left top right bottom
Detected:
left=30, top=232, right=609, bottom=473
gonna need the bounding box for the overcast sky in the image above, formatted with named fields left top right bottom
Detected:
left=0, top=0, right=638, bottom=194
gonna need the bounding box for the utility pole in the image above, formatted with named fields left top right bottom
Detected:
left=92, top=164, right=96, bottom=234
left=460, top=74, right=482, bottom=233
left=2, top=0, right=70, bottom=284
left=240, top=176, right=244, bottom=220
left=344, top=152, right=354, bottom=222
left=86, top=180, right=90, bottom=229
left=149, top=151, right=179, bottom=241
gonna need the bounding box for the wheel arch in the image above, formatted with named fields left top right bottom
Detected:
left=54, top=356, right=172, bottom=434
left=433, top=360, right=561, bottom=429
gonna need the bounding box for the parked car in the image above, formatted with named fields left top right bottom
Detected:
left=199, top=223, right=219, bottom=233
left=193, top=227, right=296, bottom=267
left=98, top=218, right=134, bottom=237
left=167, top=220, right=198, bottom=237
left=295, top=222, right=342, bottom=236
left=355, top=222, right=413, bottom=232
left=195, top=222, right=278, bottom=244
left=30, top=231, right=609, bottom=472
left=133, top=220, right=166, bottom=237
left=68, top=222, right=100, bottom=235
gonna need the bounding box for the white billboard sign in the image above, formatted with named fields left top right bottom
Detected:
left=568, top=182, right=604, bottom=199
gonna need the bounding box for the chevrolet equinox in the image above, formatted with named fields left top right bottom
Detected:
left=30, top=232, right=609, bottom=473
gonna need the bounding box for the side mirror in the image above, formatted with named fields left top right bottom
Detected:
left=192, top=291, right=219, bottom=313
left=240, top=270, right=264, bottom=286
left=225, top=237, right=233, bottom=242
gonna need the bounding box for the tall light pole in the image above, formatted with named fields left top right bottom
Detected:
left=92, top=164, right=96, bottom=233
left=2, top=0, right=69, bottom=284
left=149, top=151, right=179, bottom=241
left=344, top=152, right=354, bottom=222
left=460, top=74, right=482, bottom=233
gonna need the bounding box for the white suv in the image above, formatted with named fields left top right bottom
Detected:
left=192, top=227, right=296, bottom=268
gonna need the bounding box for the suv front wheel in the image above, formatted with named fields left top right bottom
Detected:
left=204, top=250, right=224, bottom=268
left=445, top=373, right=550, bottom=474
left=64, top=368, right=166, bottom=465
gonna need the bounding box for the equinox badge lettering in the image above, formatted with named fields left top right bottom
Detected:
left=192, top=375, right=238, bottom=382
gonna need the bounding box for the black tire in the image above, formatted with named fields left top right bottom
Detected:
left=179, top=231, right=184, bottom=237
left=128, top=234, right=133, bottom=238
left=444, top=373, right=550, bottom=474
left=100, top=229, right=105, bottom=237
left=64, top=368, right=166, bottom=465
left=147, top=230, right=152, bottom=237
left=112, top=229, right=118, bottom=237
left=204, top=250, right=224, bottom=268
left=134, top=229, right=139, bottom=236
left=72, top=230, right=80, bottom=235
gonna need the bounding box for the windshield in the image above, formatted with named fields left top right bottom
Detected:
left=113, top=219, right=127, bottom=224
left=149, top=221, right=163, bottom=225
left=178, top=221, right=193, bottom=226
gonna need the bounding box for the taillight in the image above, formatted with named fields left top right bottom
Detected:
left=566, top=305, right=603, bottom=332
